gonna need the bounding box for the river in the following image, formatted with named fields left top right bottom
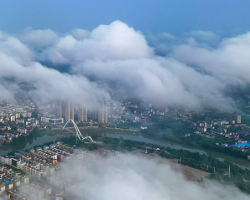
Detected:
left=0, top=135, right=57, bottom=156
left=107, top=132, right=250, bottom=169
left=0, top=131, right=249, bottom=170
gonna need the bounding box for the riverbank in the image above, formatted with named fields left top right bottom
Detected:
left=108, top=132, right=250, bottom=169
left=1, top=126, right=249, bottom=170
left=2, top=129, right=250, bottom=194
left=53, top=126, right=250, bottom=169
left=0, top=128, right=57, bottom=155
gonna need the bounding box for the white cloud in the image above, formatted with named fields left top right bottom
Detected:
left=21, top=28, right=58, bottom=48
left=47, top=153, right=249, bottom=200
left=189, top=30, right=219, bottom=45
left=0, top=36, right=33, bottom=65
left=0, top=84, right=14, bottom=102
left=0, top=52, right=109, bottom=109
left=44, top=20, right=153, bottom=65
left=71, top=28, right=90, bottom=39
left=0, top=20, right=250, bottom=110
left=172, top=32, right=250, bottom=85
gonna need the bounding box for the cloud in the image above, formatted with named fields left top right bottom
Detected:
left=21, top=28, right=58, bottom=48
left=189, top=30, right=219, bottom=45
left=44, top=20, right=153, bottom=65
left=71, top=28, right=90, bottom=40
left=0, top=20, right=249, bottom=110
left=0, top=84, right=15, bottom=102
left=0, top=36, right=109, bottom=108
left=0, top=35, right=33, bottom=65
left=159, top=32, right=176, bottom=41
left=45, top=153, right=249, bottom=200
left=73, top=56, right=235, bottom=110
left=172, top=32, right=250, bottom=85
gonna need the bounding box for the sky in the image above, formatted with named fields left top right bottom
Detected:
left=1, top=0, right=250, bottom=35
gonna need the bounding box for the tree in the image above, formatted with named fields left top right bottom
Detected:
left=31, top=111, right=38, bottom=118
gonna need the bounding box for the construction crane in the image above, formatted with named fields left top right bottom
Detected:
left=62, top=119, right=95, bottom=143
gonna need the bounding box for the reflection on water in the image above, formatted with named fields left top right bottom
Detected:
left=107, top=133, right=207, bottom=154
left=0, top=131, right=249, bottom=169
left=0, top=135, right=56, bottom=156
left=21, top=136, right=56, bottom=150
left=107, top=133, right=250, bottom=170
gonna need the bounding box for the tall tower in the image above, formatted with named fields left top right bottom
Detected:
left=57, top=101, right=63, bottom=118
left=98, top=101, right=108, bottom=124
left=62, top=102, right=74, bottom=121
left=78, top=106, right=88, bottom=122
left=89, top=110, right=98, bottom=122
left=56, top=101, right=62, bottom=118
left=236, top=114, right=241, bottom=124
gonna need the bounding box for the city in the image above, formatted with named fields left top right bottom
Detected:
left=0, top=94, right=250, bottom=198
left=1, top=1, right=250, bottom=199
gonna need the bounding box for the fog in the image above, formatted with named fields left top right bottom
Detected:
left=27, top=153, right=250, bottom=200
left=0, top=21, right=250, bottom=110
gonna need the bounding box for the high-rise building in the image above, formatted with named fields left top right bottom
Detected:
left=98, top=101, right=108, bottom=123
left=88, top=110, right=98, bottom=122
left=78, top=106, right=88, bottom=122
left=236, top=114, right=241, bottom=124
left=164, top=107, right=169, bottom=114
left=61, top=102, right=74, bottom=122
left=57, top=101, right=62, bottom=118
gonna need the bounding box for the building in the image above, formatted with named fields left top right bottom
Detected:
left=164, top=107, right=169, bottom=114
left=78, top=106, right=87, bottom=122
left=41, top=117, right=64, bottom=124
left=98, top=101, right=108, bottom=124
left=57, top=101, right=62, bottom=118
left=88, top=110, right=98, bottom=121
left=10, top=115, right=15, bottom=122
left=61, top=102, right=74, bottom=121
left=236, top=114, right=241, bottom=124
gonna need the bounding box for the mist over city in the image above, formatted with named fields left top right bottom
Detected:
left=0, top=1, right=250, bottom=200
left=2, top=20, right=250, bottom=110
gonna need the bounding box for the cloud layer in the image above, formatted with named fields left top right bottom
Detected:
left=0, top=21, right=250, bottom=110
left=49, top=153, right=249, bottom=200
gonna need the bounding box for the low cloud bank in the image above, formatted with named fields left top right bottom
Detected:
left=41, top=153, right=250, bottom=200
left=0, top=21, right=250, bottom=110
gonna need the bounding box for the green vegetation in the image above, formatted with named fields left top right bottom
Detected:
left=141, top=119, right=248, bottom=159
left=189, top=113, right=206, bottom=122
left=242, top=115, right=250, bottom=126
left=115, top=121, right=141, bottom=129
left=60, top=136, right=99, bottom=151
left=208, top=112, right=232, bottom=119
left=31, top=111, right=38, bottom=118
left=167, top=134, right=247, bottom=159
left=142, top=118, right=193, bottom=136
left=9, top=122, right=17, bottom=131
left=77, top=122, right=90, bottom=127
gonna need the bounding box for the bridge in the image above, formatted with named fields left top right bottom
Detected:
left=62, top=119, right=94, bottom=143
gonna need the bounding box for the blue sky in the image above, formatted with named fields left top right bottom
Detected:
left=0, top=0, right=250, bottom=36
